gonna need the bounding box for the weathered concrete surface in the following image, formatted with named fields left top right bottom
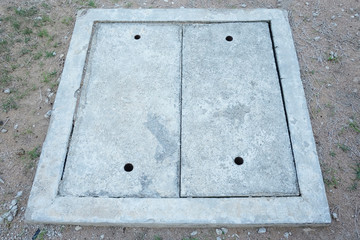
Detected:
left=60, top=23, right=182, bottom=198
left=181, top=22, right=298, bottom=197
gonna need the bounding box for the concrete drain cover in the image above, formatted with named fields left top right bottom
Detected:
left=26, top=9, right=330, bottom=226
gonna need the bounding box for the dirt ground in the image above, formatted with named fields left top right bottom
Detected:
left=0, top=0, right=359, bottom=239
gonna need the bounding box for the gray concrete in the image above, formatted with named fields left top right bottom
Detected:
left=26, top=9, right=330, bottom=227
left=181, top=22, right=298, bottom=197
left=60, top=23, right=181, bottom=198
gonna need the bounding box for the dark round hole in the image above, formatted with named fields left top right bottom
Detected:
left=234, top=157, right=244, bottom=165
left=134, top=35, right=141, bottom=40
left=124, top=163, right=134, bottom=172
left=226, top=36, right=233, bottom=42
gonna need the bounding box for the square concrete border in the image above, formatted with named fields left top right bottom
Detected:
left=26, top=9, right=331, bottom=227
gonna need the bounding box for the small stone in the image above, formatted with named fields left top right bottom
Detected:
left=52, top=52, right=56, bottom=56
left=216, top=229, right=222, bottom=235
left=241, top=4, right=247, bottom=8
left=3, top=88, right=10, bottom=94
left=44, top=110, right=52, bottom=119
left=47, top=92, right=54, bottom=98
left=1, top=129, right=7, bottom=133
left=325, top=66, right=329, bottom=70
left=216, top=237, right=221, bottom=240
left=221, top=228, right=228, bottom=234
left=75, top=226, right=82, bottom=231
left=190, top=231, right=197, bottom=236
left=314, top=36, right=321, bottom=41
left=10, top=205, right=17, bottom=216
left=258, top=227, right=266, bottom=234
left=331, top=15, right=336, bottom=20
left=34, top=16, right=42, bottom=20
left=284, top=232, right=291, bottom=239
left=305, top=2, right=309, bottom=5
left=7, top=214, right=13, bottom=222
left=332, top=212, right=339, bottom=221
left=164, top=0, right=168, bottom=2
left=14, top=124, right=18, bottom=130
left=100, top=235, right=105, bottom=239
left=59, top=54, right=65, bottom=59
left=312, top=12, right=319, bottom=17
left=10, top=199, right=17, bottom=207
left=303, top=228, right=314, bottom=233
left=355, top=13, right=359, bottom=17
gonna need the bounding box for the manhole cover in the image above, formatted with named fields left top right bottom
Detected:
left=26, top=9, right=330, bottom=227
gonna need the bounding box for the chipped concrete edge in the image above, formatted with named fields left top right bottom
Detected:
left=25, top=8, right=331, bottom=227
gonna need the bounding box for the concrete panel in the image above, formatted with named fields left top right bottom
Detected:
left=181, top=23, right=298, bottom=197
left=60, top=23, right=181, bottom=198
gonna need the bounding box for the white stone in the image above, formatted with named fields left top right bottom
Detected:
left=258, top=228, right=266, bottom=234
left=75, top=226, right=82, bottom=231
left=3, top=88, right=10, bottom=94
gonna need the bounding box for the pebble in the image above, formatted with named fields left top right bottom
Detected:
left=59, top=54, right=65, bottom=59
left=10, top=199, right=17, bottom=207
left=221, top=228, right=228, bottom=234
left=258, top=227, right=266, bottom=234
left=314, top=36, right=321, bottom=41
left=216, top=237, right=221, bottom=240
left=312, top=12, right=319, bottom=17
left=1, top=129, right=7, bottom=133
left=16, top=191, right=23, bottom=198
left=284, top=232, right=291, bottom=238
left=216, top=229, right=222, bottom=235
left=332, top=212, right=339, bottom=221
left=331, top=15, right=336, bottom=20
left=190, top=231, right=197, bottom=236
left=14, top=124, right=18, bottom=130
left=305, top=2, right=309, bottom=5
left=241, top=4, right=247, bottom=8
left=4, top=88, right=10, bottom=94
left=7, top=215, right=13, bottom=222
left=75, top=226, right=82, bottom=231
left=100, top=235, right=105, bottom=239
left=44, top=110, right=52, bottom=119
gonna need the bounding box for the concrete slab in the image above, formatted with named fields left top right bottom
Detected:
left=60, top=23, right=182, bottom=198
left=181, top=22, right=298, bottom=197
left=26, top=9, right=330, bottom=227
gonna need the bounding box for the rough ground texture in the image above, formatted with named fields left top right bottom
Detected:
left=0, top=0, right=359, bottom=239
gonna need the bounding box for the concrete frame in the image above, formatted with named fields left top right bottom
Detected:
left=26, top=9, right=331, bottom=226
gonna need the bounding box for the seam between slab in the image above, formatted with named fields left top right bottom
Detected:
left=268, top=21, right=301, bottom=196
left=179, top=26, right=184, bottom=198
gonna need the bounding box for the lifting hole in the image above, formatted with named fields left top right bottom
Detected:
left=234, top=157, right=244, bottom=165
left=226, top=36, right=233, bottom=42
left=124, top=163, right=134, bottom=172
left=134, top=35, right=141, bottom=40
